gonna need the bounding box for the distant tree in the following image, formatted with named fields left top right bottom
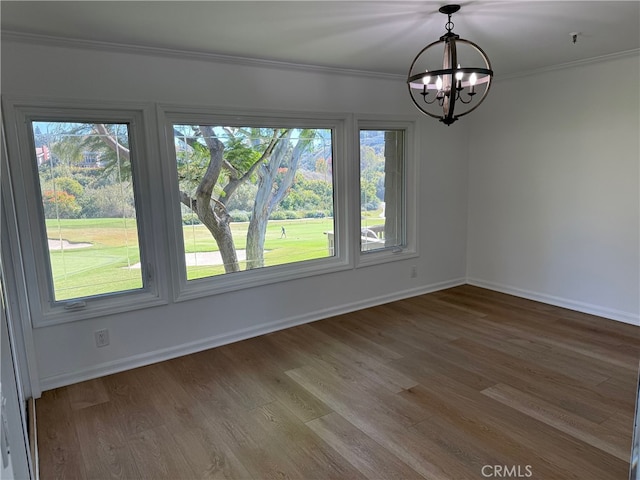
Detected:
left=42, top=190, right=81, bottom=219
left=315, top=157, right=328, bottom=175
left=52, top=177, right=84, bottom=197
left=279, top=174, right=333, bottom=212
left=40, top=124, right=135, bottom=219
left=359, top=145, right=385, bottom=210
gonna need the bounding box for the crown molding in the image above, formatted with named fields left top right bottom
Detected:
left=1, top=30, right=405, bottom=82
left=3, top=30, right=638, bottom=84
left=496, top=48, right=640, bottom=82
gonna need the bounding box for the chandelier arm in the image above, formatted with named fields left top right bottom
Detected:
left=456, top=92, right=473, bottom=104
left=407, top=92, right=445, bottom=120
left=422, top=94, right=440, bottom=105
left=451, top=77, right=492, bottom=118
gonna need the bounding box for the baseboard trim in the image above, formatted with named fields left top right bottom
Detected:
left=467, top=277, right=640, bottom=326
left=39, top=278, right=465, bottom=391
left=27, top=397, right=38, bottom=480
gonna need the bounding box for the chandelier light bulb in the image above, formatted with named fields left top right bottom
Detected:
left=436, top=76, right=443, bottom=91
left=469, top=72, right=477, bottom=86
left=423, top=71, right=431, bottom=85
left=455, top=65, right=464, bottom=81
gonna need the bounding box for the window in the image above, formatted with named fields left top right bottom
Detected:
left=3, top=100, right=415, bottom=323
left=31, top=122, right=143, bottom=300
left=359, top=128, right=405, bottom=252
left=161, top=110, right=348, bottom=299
left=2, top=101, right=165, bottom=325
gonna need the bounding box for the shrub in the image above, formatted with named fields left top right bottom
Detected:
left=229, top=210, right=250, bottom=222
left=79, top=184, right=136, bottom=218
left=269, top=211, right=287, bottom=220
left=42, top=190, right=81, bottom=219
left=283, top=210, right=302, bottom=219
left=304, top=210, right=326, bottom=219
left=182, top=213, right=202, bottom=225
left=54, top=177, right=84, bottom=197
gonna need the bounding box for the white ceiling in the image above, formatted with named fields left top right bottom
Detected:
left=2, top=1, right=639, bottom=78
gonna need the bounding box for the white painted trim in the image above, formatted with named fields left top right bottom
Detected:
left=2, top=97, right=170, bottom=328
left=467, top=277, right=640, bottom=327
left=355, top=117, right=420, bottom=269
left=3, top=31, right=638, bottom=84
left=0, top=30, right=404, bottom=81
left=157, top=106, right=354, bottom=302
left=28, top=399, right=39, bottom=480
left=38, top=277, right=465, bottom=390
left=497, top=49, right=640, bottom=82
left=1, top=121, right=42, bottom=399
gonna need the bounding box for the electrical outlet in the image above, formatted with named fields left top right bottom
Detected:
left=411, top=265, right=418, bottom=278
left=95, top=329, right=110, bottom=348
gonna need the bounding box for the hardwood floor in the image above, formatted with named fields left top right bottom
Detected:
left=36, top=285, right=640, bottom=479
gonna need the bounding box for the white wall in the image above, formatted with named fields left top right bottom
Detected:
left=1, top=39, right=470, bottom=391
left=6, top=38, right=636, bottom=393
left=467, top=54, right=640, bottom=325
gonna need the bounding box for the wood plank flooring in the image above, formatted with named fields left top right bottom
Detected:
left=36, top=285, right=640, bottom=479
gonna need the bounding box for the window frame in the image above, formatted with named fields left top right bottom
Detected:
left=2, top=98, right=167, bottom=326
left=2, top=99, right=417, bottom=324
left=355, top=117, right=418, bottom=268
left=157, top=105, right=352, bottom=302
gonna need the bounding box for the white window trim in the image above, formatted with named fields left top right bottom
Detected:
left=156, top=105, right=353, bottom=302
left=2, top=98, right=417, bottom=324
left=355, top=116, right=419, bottom=268
left=2, top=97, right=168, bottom=327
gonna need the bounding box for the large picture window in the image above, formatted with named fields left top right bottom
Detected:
left=171, top=124, right=335, bottom=282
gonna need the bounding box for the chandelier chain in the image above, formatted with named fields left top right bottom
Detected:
left=445, top=15, right=454, bottom=33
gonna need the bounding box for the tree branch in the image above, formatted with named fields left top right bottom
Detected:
left=220, top=129, right=282, bottom=205
left=195, top=126, right=224, bottom=202
left=94, top=124, right=130, bottom=161
left=271, top=133, right=312, bottom=208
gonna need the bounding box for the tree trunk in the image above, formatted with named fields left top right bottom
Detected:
left=246, top=130, right=312, bottom=269
left=207, top=220, right=239, bottom=273
left=245, top=191, right=269, bottom=269
left=180, top=193, right=240, bottom=273
left=180, top=126, right=240, bottom=273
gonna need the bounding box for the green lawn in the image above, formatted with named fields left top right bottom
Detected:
left=182, top=218, right=334, bottom=279
left=45, top=217, right=335, bottom=300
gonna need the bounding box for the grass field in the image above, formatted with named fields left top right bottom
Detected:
left=182, top=217, right=335, bottom=280
left=45, top=217, right=337, bottom=300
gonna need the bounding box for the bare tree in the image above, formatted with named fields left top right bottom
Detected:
left=246, top=129, right=314, bottom=269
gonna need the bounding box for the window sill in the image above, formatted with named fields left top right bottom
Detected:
left=32, top=292, right=167, bottom=328
left=356, top=246, right=418, bottom=268
left=173, top=256, right=352, bottom=303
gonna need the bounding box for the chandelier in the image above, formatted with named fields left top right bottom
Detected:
left=407, top=4, right=493, bottom=125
